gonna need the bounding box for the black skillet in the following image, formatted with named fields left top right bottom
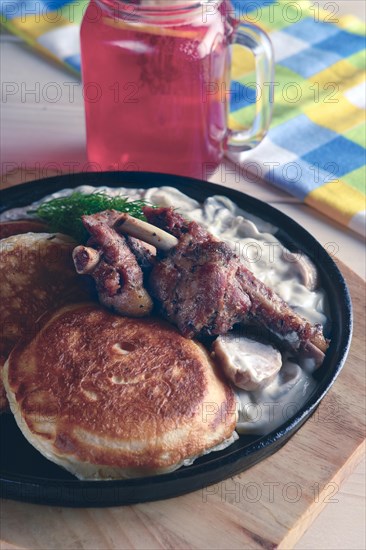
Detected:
left=0, top=171, right=352, bottom=507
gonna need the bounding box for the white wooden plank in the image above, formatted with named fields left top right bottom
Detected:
left=295, top=460, right=366, bottom=550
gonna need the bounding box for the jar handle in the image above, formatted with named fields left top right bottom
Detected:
left=226, top=22, right=274, bottom=152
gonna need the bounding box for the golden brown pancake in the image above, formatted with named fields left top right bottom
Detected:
left=0, top=219, right=49, bottom=239
left=0, top=222, right=48, bottom=409
left=4, top=303, right=238, bottom=479
left=0, top=233, right=92, bottom=411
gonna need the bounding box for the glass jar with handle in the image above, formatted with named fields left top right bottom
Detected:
left=80, top=0, right=274, bottom=179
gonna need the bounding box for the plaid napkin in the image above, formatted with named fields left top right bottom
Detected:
left=1, top=0, right=365, bottom=236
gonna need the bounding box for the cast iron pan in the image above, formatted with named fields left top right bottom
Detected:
left=0, top=171, right=352, bottom=507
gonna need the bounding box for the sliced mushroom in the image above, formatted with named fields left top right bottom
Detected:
left=213, top=333, right=282, bottom=391
left=286, top=251, right=319, bottom=291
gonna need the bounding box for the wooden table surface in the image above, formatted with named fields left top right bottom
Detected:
left=1, top=2, right=365, bottom=548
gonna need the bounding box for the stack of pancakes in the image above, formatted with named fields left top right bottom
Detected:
left=1, top=222, right=237, bottom=479
left=0, top=222, right=91, bottom=410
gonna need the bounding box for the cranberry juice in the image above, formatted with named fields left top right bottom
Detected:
left=80, top=1, right=232, bottom=178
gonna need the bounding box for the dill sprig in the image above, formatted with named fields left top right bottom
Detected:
left=30, top=191, right=149, bottom=243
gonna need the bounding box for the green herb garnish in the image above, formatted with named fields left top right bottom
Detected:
left=30, top=191, right=149, bottom=243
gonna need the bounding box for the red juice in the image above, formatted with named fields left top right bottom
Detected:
left=80, top=0, right=233, bottom=178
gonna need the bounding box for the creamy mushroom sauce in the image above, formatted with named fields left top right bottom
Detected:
left=1, top=185, right=330, bottom=436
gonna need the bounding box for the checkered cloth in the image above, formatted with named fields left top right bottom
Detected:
left=1, top=0, right=365, bottom=235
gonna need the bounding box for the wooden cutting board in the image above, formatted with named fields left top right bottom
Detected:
left=0, top=263, right=364, bottom=549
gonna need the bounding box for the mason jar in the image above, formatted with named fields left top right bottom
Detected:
left=80, top=0, right=274, bottom=178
